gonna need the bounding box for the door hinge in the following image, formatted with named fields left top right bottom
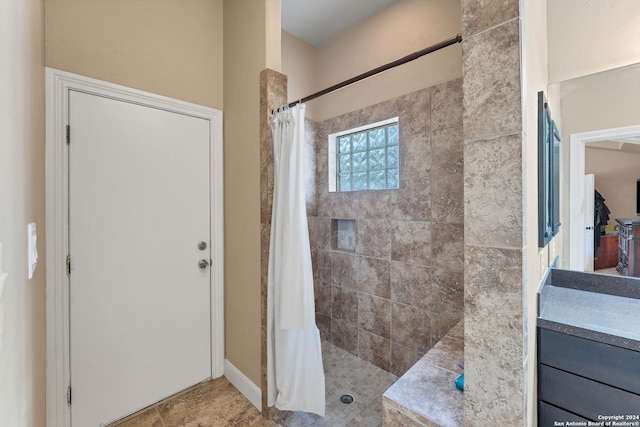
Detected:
left=66, top=255, right=71, bottom=275
left=66, top=125, right=70, bottom=145
left=67, top=385, right=72, bottom=406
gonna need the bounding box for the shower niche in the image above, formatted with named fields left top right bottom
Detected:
left=332, top=219, right=357, bottom=252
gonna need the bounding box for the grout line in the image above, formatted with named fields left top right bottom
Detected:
left=462, top=16, right=520, bottom=41
left=463, top=130, right=523, bottom=144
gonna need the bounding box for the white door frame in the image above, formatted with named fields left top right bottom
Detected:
left=45, top=68, right=225, bottom=427
left=569, top=124, right=640, bottom=270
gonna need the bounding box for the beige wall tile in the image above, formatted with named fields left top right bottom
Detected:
left=431, top=269, right=464, bottom=318
left=431, top=175, right=464, bottom=224
left=462, top=19, right=522, bottom=140
left=358, top=257, right=391, bottom=299
left=358, top=293, right=392, bottom=339
left=390, top=263, right=432, bottom=311
left=464, top=347, right=524, bottom=425
left=308, top=217, right=331, bottom=250
left=358, top=330, right=392, bottom=371
left=391, top=178, right=432, bottom=221
left=330, top=252, right=359, bottom=289
left=331, top=191, right=360, bottom=219
left=359, top=189, right=393, bottom=219
left=431, top=126, right=463, bottom=176
left=331, top=286, right=358, bottom=324
left=464, top=134, right=523, bottom=248
left=430, top=314, right=462, bottom=347
left=331, top=318, right=358, bottom=356
left=391, top=221, right=432, bottom=265
left=464, top=245, right=523, bottom=359
left=357, top=219, right=392, bottom=258
left=400, top=132, right=432, bottom=182
left=390, top=343, right=423, bottom=378
left=316, top=313, right=331, bottom=341
left=383, top=403, right=428, bottom=427
left=317, top=249, right=331, bottom=283
left=398, top=88, right=432, bottom=138
left=423, top=334, right=464, bottom=375
left=431, top=78, right=463, bottom=131
left=391, top=303, right=432, bottom=354
left=316, top=314, right=331, bottom=341
left=314, top=280, right=332, bottom=317
left=462, top=0, right=519, bottom=37
left=432, top=223, right=464, bottom=272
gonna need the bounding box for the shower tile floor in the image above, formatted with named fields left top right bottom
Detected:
left=270, top=340, right=398, bottom=427
left=113, top=340, right=397, bottom=427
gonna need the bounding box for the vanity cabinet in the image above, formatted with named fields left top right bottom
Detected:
left=537, top=327, right=640, bottom=423
left=537, top=269, right=640, bottom=426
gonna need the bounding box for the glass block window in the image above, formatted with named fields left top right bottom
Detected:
left=329, top=118, right=399, bottom=192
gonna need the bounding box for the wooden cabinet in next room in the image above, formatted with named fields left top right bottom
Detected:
left=594, top=233, right=618, bottom=270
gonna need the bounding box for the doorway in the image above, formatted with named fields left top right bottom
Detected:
left=45, top=69, right=224, bottom=427
left=568, top=124, right=640, bottom=271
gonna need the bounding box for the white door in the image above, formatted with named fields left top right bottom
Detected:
left=584, top=174, right=595, bottom=272
left=68, top=90, right=212, bottom=426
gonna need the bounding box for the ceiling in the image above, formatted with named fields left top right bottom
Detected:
left=281, top=0, right=398, bottom=47
left=587, top=137, right=640, bottom=154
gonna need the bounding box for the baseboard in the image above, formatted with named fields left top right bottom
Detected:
left=224, top=359, right=262, bottom=411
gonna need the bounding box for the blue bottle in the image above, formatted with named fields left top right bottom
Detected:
left=455, top=374, right=464, bottom=391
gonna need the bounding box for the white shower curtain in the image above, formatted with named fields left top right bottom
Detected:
left=267, top=104, right=325, bottom=416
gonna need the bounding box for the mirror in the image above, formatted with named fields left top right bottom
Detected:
left=538, top=91, right=561, bottom=248
left=552, top=62, right=640, bottom=277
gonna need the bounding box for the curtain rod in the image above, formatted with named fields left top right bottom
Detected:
left=272, top=33, right=462, bottom=114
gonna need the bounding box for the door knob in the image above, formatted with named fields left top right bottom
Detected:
left=198, top=259, right=210, bottom=269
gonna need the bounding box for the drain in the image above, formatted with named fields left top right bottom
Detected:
left=340, top=394, right=354, bottom=404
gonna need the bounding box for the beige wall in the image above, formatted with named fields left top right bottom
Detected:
left=265, top=0, right=282, bottom=72
left=46, top=0, right=223, bottom=109
left=0, top=0, right=46, bottom=426
left=224, top=0, right=275, bottom=388
left=548, top=0, right=640, bottom=84
left=281, top=30, right=318, bottom=118
left=282, top=0, right=462, bottom=122
left=557, top=64, right=640, bottom=136
left=521, top=0, right=552, bottom=424
left=45, top=0, right=277, bottom=390
left=586, top=147, right=640, bottom=220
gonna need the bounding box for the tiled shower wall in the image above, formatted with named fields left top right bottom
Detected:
left=461, top=2, right=525, bottom=424
left=306, top=79, right=464, bottom=376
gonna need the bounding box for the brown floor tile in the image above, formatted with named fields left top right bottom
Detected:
left=116, top=377, right=276, bottom=427
left=157, top=379, right=257, bottom=427
left=115, top=408, right=163, bottom=427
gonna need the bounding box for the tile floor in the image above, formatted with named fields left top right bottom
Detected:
left=113, top=340, right=397, bottom=427
left=113, top=378, right=277, bottom=427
